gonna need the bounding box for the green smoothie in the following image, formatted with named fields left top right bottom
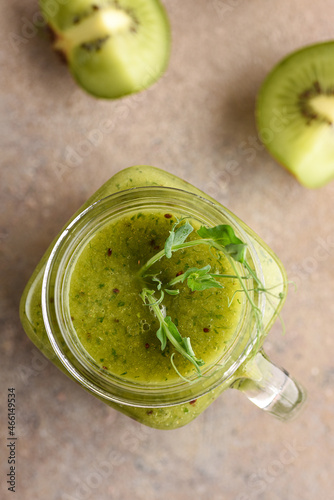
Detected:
left=68, top=210, right=242, bottom=383
left=20, top=166, right=290, bottom=429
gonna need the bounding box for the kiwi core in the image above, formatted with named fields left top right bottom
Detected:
left=299, top=82, right=334, bottom=126
left=308, top=94, right=334, bottom=125
left=54, top=7, right=134, bottom=55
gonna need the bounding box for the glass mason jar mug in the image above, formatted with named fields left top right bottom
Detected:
left=20, top=167, right=305, bottom=430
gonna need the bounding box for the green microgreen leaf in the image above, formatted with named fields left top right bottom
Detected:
left=182, top=264, right=211, bottom=279
left=197, top=225, right=247, bottom=263
left=184, top=265, right=223, bottom=292
left=224, top=243, right=247, bottom=264
left=197, top=224, right=242, bottom=246
left=187, top=275, right=223, bottom=292
left=156, top=324, right=167, bottom=350
left=152, top=276, right=163, bottom=290
left=165, top=220, right=194, bottom=258
left=164, top=289, right=180, bottom=295
left=167, top=265, right=224, bottom=292
left=164, top=316, right=204, bottom=369
left=140, top=289, right=204, bottom=376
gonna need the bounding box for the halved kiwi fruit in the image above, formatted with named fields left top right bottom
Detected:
left=40, top=0, right=171, bottom=99
left=256, top=42, right=334, bottom=188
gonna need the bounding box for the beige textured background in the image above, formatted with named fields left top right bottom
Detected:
left=1, top=1, right=334, bottom=499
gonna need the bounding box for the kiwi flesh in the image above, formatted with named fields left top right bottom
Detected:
left=256, top=42, right=334, bottom=188
left=40, top=0, right=171, bottom=99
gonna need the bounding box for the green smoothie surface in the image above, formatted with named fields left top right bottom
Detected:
left=68, top=210, right=243, bottom=384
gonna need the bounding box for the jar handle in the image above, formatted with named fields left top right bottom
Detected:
left=232, top=349, right=306, bottom=420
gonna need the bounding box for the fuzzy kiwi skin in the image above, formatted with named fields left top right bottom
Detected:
left=256, top=42, right=334, bottom=189
left=40, top=0, right=171, bottom=99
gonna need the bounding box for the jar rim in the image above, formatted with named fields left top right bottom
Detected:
left=41, top=186, right=265, bottom=407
